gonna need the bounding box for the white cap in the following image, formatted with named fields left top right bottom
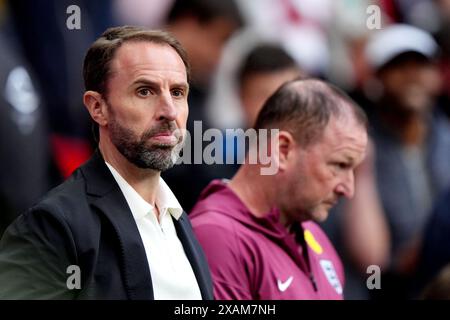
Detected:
left=366, top=24, right=438, bottom=70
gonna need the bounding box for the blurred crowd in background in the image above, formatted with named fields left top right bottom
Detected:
left=0, top=0, right=450, bottom=299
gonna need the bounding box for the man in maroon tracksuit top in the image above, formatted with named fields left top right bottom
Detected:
left=190, top=78, right=368, bottom=299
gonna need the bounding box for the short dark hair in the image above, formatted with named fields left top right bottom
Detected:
left=254, top=78, right=368, bottom=147
left=238, top=44, right=298, bottom=86
left=167, top=0, right=244, bottom=27
left=83, top=26, right=190, bottom=95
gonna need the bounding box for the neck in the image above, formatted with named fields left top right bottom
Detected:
left=228, top=164, right=274, bottom=218
left=99, top=139, right=160, bottom=206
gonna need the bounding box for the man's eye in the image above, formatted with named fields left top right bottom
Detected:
left=137, top=88, right=151, bottom=97
left=335, top=162, right=350, bottom=170
left=171, top=89, right=184, bottom=97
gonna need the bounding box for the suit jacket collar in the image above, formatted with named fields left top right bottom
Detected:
left=80, top=150, right=154, bottom=299
left=82, top=150, right=117, bottom=197
left=174, top=214, right=214, bottom=300
left=79, top=150, right=213, bottom=300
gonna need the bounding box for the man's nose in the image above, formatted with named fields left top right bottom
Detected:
left=156, top=92, right=177, bottom=121
left=335, top=171, right=355, bottom=199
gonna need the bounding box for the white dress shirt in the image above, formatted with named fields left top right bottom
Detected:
left=105, top=162, right=202, bottom=300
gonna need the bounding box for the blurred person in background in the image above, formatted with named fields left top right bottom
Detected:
left=8, top=0, right=116, bottom=179
left=162, top=0, right=244, bottom=212
left=368, top=0, right=450, bottom=123
left=215, top=43, right=305, bottom=177
left=237, top=43, right=305, bottom=128
left=231, top=43, right=305, bottom=170
left=112, top=0, right=175, bottom=29
left=415, top=188, right=450, bottom=296
left=362, top=23, right=450, bottom=299
left=433, top=0, right=450, bottom=122
left=0, top=1, right=56, bottom=235
left=165, top=0, right=243, bottom=90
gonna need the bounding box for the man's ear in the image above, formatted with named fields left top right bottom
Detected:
left=277, top=131, right=296, bottom=171
left=83, top=91, right=108, bottom=126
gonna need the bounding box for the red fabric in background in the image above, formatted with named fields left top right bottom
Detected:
left=51, top=134, right=93, bottom=178
left=379, top=0, right=401, bottom=23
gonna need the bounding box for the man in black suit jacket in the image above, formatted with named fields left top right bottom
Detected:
left=0, top=26, right=213, bottom=299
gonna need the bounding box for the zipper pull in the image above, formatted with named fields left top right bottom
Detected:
left=310, top=273, right=318, bottom=292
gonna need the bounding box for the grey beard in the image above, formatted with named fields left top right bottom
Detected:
left=109, top=119, right=184, bottom=172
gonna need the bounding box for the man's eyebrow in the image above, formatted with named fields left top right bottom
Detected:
left=132, top=78, right=189, bottom=90
left=342, top=155, right=356, bottom=164
left=132, top=79, right=159, bottom=88
left=172, top=82, right=190, bottom=92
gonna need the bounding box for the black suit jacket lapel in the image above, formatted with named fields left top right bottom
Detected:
left=81, top=151, right=154, bottom=299
left=174, top=214, right=214, bottom=300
